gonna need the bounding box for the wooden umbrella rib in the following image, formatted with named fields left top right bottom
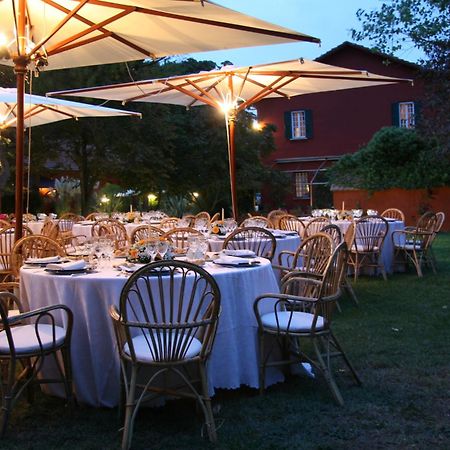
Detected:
left=164, top=81, right=218, bottom=109
left=237, top=75, right=294, bottom=111
left=70, top=0, right=320, bottom=44
left=234, top=73, right=291, bottom=98
left=185, top=79, right=220, bottom=106
left=29, top=0, right=91, bottom=57
left=186, top=76, right=226, bottom=108
left=44, top=8, right=136, bottom=55
left=47, top=33, right=112, bottom=56
left=41, top=0, right=155, bottom=58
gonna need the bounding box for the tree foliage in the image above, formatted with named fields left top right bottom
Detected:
left=352, top=0, right=450, bottom=157
left=328, top=127, right=450, bottom=191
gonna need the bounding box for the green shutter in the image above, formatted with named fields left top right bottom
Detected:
left=284, top=111, right=293, bottom=139
left=392, top=102, right=400, bottom=127
left=305, top=109, right=313, bottom=139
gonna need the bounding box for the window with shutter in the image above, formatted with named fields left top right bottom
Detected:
left=284, top=110, right=313, bottom=140
left=294, top=172, right=310, bottom=198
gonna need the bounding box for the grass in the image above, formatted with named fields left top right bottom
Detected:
left=3, top=234, right=450, bottom=449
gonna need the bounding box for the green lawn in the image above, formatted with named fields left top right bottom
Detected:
left=3, top=234, right=450, bottom=449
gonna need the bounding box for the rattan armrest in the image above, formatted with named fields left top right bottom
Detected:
left=277, top=250, right=295, bottom=266
left=4, top=304, right=72, bottom=326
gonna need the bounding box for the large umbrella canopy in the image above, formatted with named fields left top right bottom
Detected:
left=0, top=87, right=141, bottom=129
left=51, top=58, right=412, bottom=219
left=0, top=0, right=320, bottom=240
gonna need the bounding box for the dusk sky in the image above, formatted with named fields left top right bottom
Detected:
left=189, top=0, right=422, bottom=67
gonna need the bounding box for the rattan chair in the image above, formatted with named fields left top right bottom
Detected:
left=321, top=224, right=358, bottom=306
left=57, top=213, right=84, bottom=247
left=110, top=260, right=221, bottom=450
left=0, top=225, right=33, bottom=282
left=85, top=212, right=101, bottom=221
left=209, top=212, right=220, bottom=223
left=195, top=211, right=211, bottom=222
left=276, top=232, right=335, bottom=280
left=278, top=214, right=306, bottom=238
left=159, top=217, right=181, bottom=231
left=0, top=292, right=73, bottom=436
left=0, top=219, right=10, bottom=229
left=303, top=217, right=331, bottom=237
left=10, top=236, right=66, bottom=280
left=347, top=215, right=389, bottom=281
left=240, top=216, right=273, bottom=229
left=267, top=209, right=288, bottom=229
left=40, top=219, right=60, bottom=241
left=129, top=225, right=165, bottom=244
left=427, top=211, right=446, bottom=270
left=381, top=208, right=405, bottom=222
left=223, top=227, right=277, bottom=261
left=92, top=219, right=128, bottom=250
left=392, top=212, right=438, bottom=277
left=0, top=282, right=23, bottom=319
left=254, top=242, right=361, bottom=405
left=162, top=227, right=204, bottom=254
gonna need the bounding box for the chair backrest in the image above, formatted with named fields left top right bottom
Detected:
left=195, top=211, right=211, bottom=222
left=0, top=225, right=33, bottom=280
left=159, top=217, right=180, bottom=231
left=130, top=225, right=165, bottom=244
left=0, top=219, right=11, bottom=229
left=92, top=219, right=128, bottom=250
left=287, top=232, right=335, bottom=277
left=162, top=227, right=204, bottom=253
left=85, top=212, right=101, bottom=221
left=209, top=212, right=220, bottom=223
left=414, top=212, right=439, bottom=249
left=381, top=208, right=405, bottom=222
left=434, top=212, right=445, bottom=233
left=0, top=286, right=24, bottom=323
left=114, top=260, right=221, bottom=363
left=267, top=209, right=287, bottom=229
left=240, top=216, right=273, bottom=229
left=223, top=226, right=277, bottom=261
left=41, top=219, right=60, bottom=241
left=352, top=215, right=388, bottom=252
left=303, top=217, right=331, bottom=237
left=280, top=242, right=348, bottom=328
left=278, top=214, right=306, bottom=237
left=10, top=235, right=66, bottom=279
left=320, top=224, right=343, bottom=245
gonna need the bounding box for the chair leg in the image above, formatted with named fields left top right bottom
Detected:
left=343, top=278, right=358, bottom=305
left=198, top=364, right=217, bottom=443
left=312, top=338, right=344, bottom=406
left=60, top=347, right=74, bottom=404
left=329, top=331, right=362, bottom=386
left=121, top=365, right=138, bottom=450
left=0, top=360, right=17, bottom=437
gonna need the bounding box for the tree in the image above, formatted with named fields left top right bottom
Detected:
left=352, top=0, right=450, bottom=156
left=328, top=127, right=449, bottom=191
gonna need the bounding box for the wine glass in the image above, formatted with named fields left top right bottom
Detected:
left=157, top=240, right=169, bottom=259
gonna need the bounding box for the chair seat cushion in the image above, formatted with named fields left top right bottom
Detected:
left=395, top=243, right=422, bottom=251
left=261, top=311, right=325, bottom=332
left=351, top=244, right=380, bottom=252
left=124, top=332, right=202, bottom=363
left=0, top=324, right=66, bottom=354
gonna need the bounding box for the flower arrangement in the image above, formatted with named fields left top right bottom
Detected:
left=125, top=211, right=140, bottom=223
left=210, top=220, right=225, bottom=235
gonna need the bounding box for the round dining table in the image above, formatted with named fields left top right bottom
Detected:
left=20, top=257, right=282, bottom=407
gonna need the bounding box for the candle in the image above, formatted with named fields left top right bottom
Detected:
left=130, top=204, right=133, bottom=213
left=342, top=201, right=345, bottom=211
left=221, top=208, right=224, bottom=221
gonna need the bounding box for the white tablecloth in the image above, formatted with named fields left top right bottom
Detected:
left=20, top=258, right=281, bottom=407
left=299, top=218, right=404, bottom=274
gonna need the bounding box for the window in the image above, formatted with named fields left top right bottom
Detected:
left=399, top=102, right=415, bottom=128
left=292, top=110, right=307, bottom=138
left=294, top=172, right=310, bottom=198
left=392, top=101, right=418, bottom=129
left=284, top=110, right=313, bottom=140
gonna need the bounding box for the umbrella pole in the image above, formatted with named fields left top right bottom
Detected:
left=14, top=61, right=27, bottom=242
left=227, top=112, right=239, bottom=220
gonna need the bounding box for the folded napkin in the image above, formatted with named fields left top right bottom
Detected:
left=214, top=255, right=258, bottom=266
left=26, top=255, right=61, bottom=264
left=117, top=263, right=145, bottom=273
left=47, top=260, right=86, bottom=271
left=222, top=249, right=256, bottom=257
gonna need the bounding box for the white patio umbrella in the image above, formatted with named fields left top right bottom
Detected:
left=51, top=58, right=412, bottom=219
left=0, top=0, right=320, bottom=239
left=0, top=86, right=141, bottom=215
left=0, top=87, right=141, bottom=128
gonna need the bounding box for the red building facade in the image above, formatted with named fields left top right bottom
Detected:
left=255, top=42, right=424, bottom=212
